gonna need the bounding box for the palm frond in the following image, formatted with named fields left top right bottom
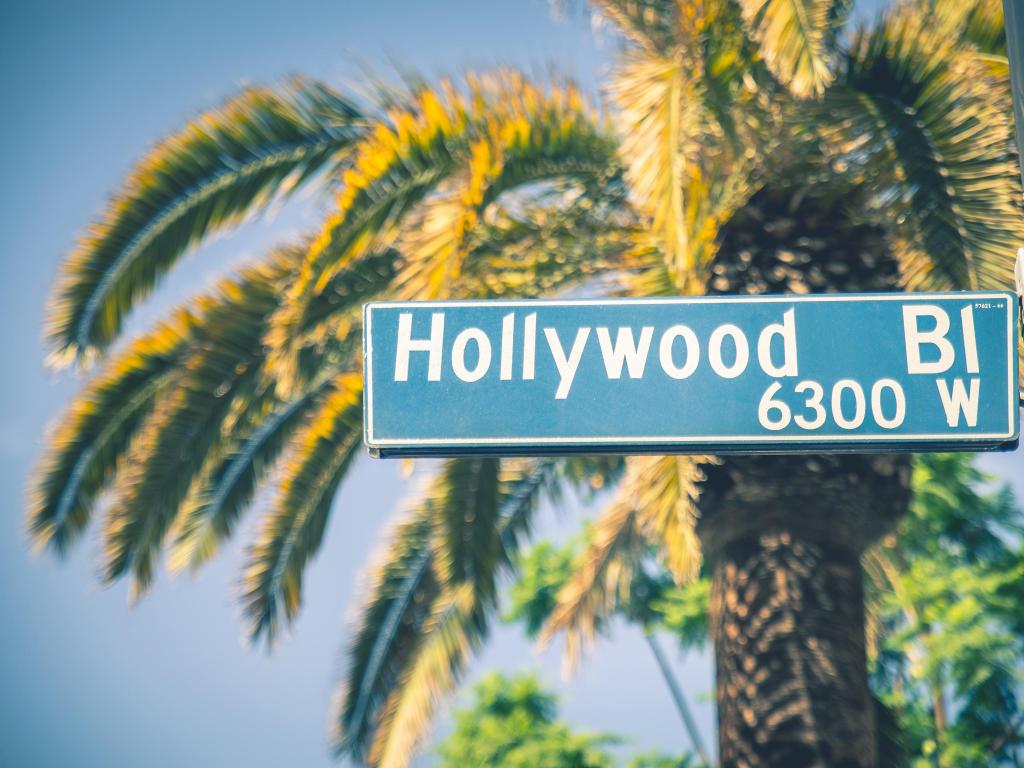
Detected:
left=269, top=72, right=617, bottom=387
left=736, top=0, right=841, bottom=97
left=298, top=247, right=400, bottom=336
left=827, top=9, right=1022, bottom=291
left=540, top=478, right=647, bottom=671
left=28, top=309, right=195, bottom=555
left=587, top=0, right=678, bottom=51
left=241, top=374, right=363, bottom=644
left=960, top=0, right=1005, bottom=55
left=540, top=455, right=709, bottom=668
left=168, top=371, right=339, bottom=572
left=932, top=0, right=1006, bottom=56
left=334, top=458, right=563, bottom=767
left=101, top=254, right=292, bottom=595
left=432, top=459, right=502, bottom=602
left=630, top=456, right=711, bottom=585
left=47, top=79, right=364, bottom=364
left=367, top=583, right=483, bottom=768
left=610, top=51, right=693, bottom=287
left=458, top=199, right=642, bottom=297
left=333, top=503, right=442, bottom=762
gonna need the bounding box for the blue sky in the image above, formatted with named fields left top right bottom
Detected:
left=0, top=1, right=1021, bottom=767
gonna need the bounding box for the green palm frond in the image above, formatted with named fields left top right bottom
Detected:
left=378, top=180, right=637, bottom=305
left=28, top=309, right=195, bottom=555
left=268, top=73, right=617, bottom=386
left=588, top=0, right=678, bottom=51
left=298, top=247, right=400, bottom=337
left=826, top=9, right=1022, bottom=291
left=333, top=503, right=442, bottom=763
left=458, top=199, right=641, bottom=297
left=168, top=372, right=339, bottom=572
left=241, top=375, right=364, bottom=644
left=960, top=0, right=1006, bottom=55
left=334, top=458, right=563, bottom=767
left=101, top=254, right=292, bottom=595
left=367, top=582, right=483, bottom=768
left=932, top=0, right=1006, bottom=56
left=433, top=459, right=502, bottom=600
left=736, top=0, right=843, bottom=97
left=47, top=78, right=364, bottom=365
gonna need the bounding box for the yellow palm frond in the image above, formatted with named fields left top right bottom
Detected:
left=334, top=458, right=564, bottom=768
left=736, top=0, right=839, bottom=97
left=368, top=583, right=480, bottom=768
left=100, top=253, right=296, bottom=597
left=611, top=50, right=695, bottom=288
left=47, top=79, right=364, bottom=365
left=588, top=0, right=679, bottom=51
left=540, top=455, right=711, bottom=669
left=268, top=72, right=618, bottom=390
left=540, top=486, right=646, bottom=671
left=28, top=308, right=196, bottom=555
left=241, top=374, right=364, bottom=643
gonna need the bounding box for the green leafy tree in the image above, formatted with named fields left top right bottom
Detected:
left=437, top=672, right=698, bottom=767
left=30, top=0, right=1022, bottom=765
left=867, top=453, right=1024, bottom=766
left=437, top=672, right=617, bottom=768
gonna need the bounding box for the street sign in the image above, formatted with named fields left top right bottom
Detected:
left=363, top=293, right=1020, bottom=457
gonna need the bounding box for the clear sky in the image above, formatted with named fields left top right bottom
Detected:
left=0, top=1, right=1020, bottom=767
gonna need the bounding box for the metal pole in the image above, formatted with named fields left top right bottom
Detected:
left=643, top=631, right=711, bottom=767
left=1004, top=0, right=1024, bottom=405
left=1004, top=0, right=1024, bottom=188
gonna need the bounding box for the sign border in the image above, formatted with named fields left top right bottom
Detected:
left=364, top=292, right=1019, bottom=453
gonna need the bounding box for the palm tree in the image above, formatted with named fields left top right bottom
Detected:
left=30, top=0, right=1021, bottom=765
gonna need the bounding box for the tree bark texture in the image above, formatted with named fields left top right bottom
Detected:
left=697, top=455, right=911, bottom=768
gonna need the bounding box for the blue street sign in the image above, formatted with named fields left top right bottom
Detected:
left=363, top=293, right=1019, bottom=457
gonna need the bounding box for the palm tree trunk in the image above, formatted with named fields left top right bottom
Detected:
left=643, top=631, right=711, bottom=766
left=697, top=455, right=911, bottom=767
left=699, top=182, right=914, bottom=766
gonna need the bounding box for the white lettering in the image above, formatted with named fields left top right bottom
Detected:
left=395, top=312, right=444, bottom=382
left=758, top=382, right=791, bottom=430
left=794, top=380, right=826, bottom=429
left=708, top=324, right=749, bottom=379
left=832, top=379, right=866, bottom=429
left=544, top=327, right=591, bottom=400
left=500, top=313, right=515, bottom=380
left=757, top=308, right=798, bottom=377
left=936, top=378, right=980, bottom=427
left=960, top=305, right=979, bottom=374
left=451, top=327, right=491, bottom=382
left=871, top=379, right=906, bottom=429
left=523, top=313, right=537, bottom=380
left=903, top=305, right=954, bottom=374
left=597, top=326, right=654, bottom=379
left=659, top=325, right=700, bottom=380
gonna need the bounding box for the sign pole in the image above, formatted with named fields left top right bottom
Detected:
left=1003, top=0, right=1024, bottom=404
left=1004, top=0, right=1024, bottom=188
